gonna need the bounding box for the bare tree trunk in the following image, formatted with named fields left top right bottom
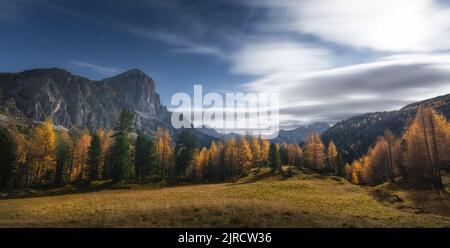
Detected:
left=420, top=111, right=435, bottom=187
left=387, top=142, right=394, bottom=183
left=428, top=113, right=443, bottom=189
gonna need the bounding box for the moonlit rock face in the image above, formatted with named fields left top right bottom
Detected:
left=0, top=68, right=170, bottom=132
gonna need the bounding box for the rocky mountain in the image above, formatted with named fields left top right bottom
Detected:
left=271, top=122, right=330, bottom=144
left=0, top=68, right=171, bottom=133
left=321, top=93, right=450, bottom=163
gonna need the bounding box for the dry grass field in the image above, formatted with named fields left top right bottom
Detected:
left=0, top=168, right=449, bottom=227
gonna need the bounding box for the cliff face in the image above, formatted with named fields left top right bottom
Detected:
left=0, top=68, right=170, bottom=132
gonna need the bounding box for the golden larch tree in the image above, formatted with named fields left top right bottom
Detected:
left=238, top=137, right=253, bottom=171
left=304, top=133, right=326, bottom=170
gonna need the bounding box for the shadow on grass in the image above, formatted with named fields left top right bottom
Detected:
left=368, top=178, right=450, bottom=217
left=229, top=167, right=299, bottom=186
left=230, top=171, right=277, bottom=186
left=0, top=181, right=131, bottom=200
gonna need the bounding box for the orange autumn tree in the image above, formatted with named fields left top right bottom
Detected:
left=55, top=128, right=73, bottom=185
left=402, top=106, right=447, bottom=188
left=362, top=131, right=400, bottom=185
left=71, top=129, right=91, bottom=183
left=237, top=137, right=253, bottom=172
left=30, top=118, right=56, bottom=185
left=97, top=128, right=113, bottom=179
left=304, top=133, right=326, bottom=171
left=250, top=137, right=262, bottom=167
left=260, top=138, right=270, bottom=166
left=326, top=141, right=338, bottom=175
left=194, top=147, right=209, bottom=181
left=157, top=128, right=174, bottom=179
left=287, top=143, right=302, bottom=166
left=351, top=160, right=364, bottom=185
left=210, top=140, right=225, bottom=180
left=224, top=138, right=239, bottom=179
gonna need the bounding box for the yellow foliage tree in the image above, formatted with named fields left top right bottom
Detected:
left=402, top=106, right=447, bottom=188
left=238, top=137, right=253, bottom=171
left=351, top=160, right=363, bottom=184
left=260, top=139, right=270, bottom=166
left=304, top=133, right=326, bottom=170
left=250, top=137, right=262, bottom=167
left=327, top=141, right=338, bottom=174
left=287, top=143, right=302, bottom=166
left=31, top=118, right=56, bottom=185
left=224, top=138, right=238, bottom=178
left=97, top=128, right=113, bottom=179
left=71, top=129, right=91, bottom=183
left=157, top=128, right=174, bottom=179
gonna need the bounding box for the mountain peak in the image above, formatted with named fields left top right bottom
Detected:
left=18, top=67, right=74, bottom=77
left=103, top=69, right=148, bottom=80
left=120, top=68, right=145, bottom=76
left=0, top=68, right=169, bottom=132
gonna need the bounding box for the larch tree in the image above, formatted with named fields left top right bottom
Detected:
left=73, top=129, right=91, bottom=184
left=287, top=143, right=302, bottom=167
left=304, top=133, right=326, bottom=171
left=383, top=130, right=398, bottom=183
left=351, top=160, right=363, bottom=185
left=344, top=163, right=352, bottom=181
left=195, top=147, right=209, bottom=181
left=210, top=141, right=224, bottom=180
left=326, top=141, right=338, bottom=175
left=237, top=137, right=253, bottom=172
left=224, top=138, right=239, bottom=179
left=157, top=128, right=174, bottom=179
left=260, top=139, right=270, bottom=166
left=208, top=141, right=220, bottom=180
left=55, top=129, right=72, bottom=186
left=250, top=137, right=262, bottom=167
left=402, top=106, right=446, bottom=188
left=32, top=118, right=56, bottom=185
left=97, top=128, right=113, bottom=179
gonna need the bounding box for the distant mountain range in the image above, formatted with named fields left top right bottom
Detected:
left=270, top=122, right=330, bottom=144
left=322, top=93, right=450, bottom=163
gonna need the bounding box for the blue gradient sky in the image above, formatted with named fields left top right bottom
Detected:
left=2, top=0, right=450, bottom=128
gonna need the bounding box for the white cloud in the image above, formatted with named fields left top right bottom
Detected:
left=240, top=52, right=450, bottom=126
left=253, top=0, right=450, bottom=52
left=68, top=60, right=122, bottom=76
left=231, top=41, right=334, bottom=76
left=124, top=25, right=227, bottom=59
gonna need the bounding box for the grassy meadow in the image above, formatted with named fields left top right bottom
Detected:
left=0, top=167, right=449, bottom=228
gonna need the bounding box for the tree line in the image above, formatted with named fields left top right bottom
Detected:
left=346, top=106, right=450, bottom=189
left=0, top=109, right=344, bottom=191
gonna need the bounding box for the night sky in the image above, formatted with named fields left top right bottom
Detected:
left=2, top=0, right=450, bottom=128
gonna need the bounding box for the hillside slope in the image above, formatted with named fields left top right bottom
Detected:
left=0, top=169, right=448, bottom=227
left=322, top=94, right=450, bottom=162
